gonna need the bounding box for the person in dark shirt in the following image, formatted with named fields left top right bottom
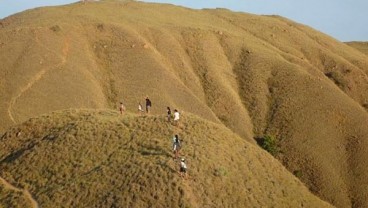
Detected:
left=145, top=96, right=152, bottom=113
left=167, top=107, right=171, bottom=122
left=172, top=134, right=181, bottom=159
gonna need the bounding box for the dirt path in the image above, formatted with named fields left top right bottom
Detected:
left=7, top=33, right=70, bottom=124
left=0, top=176, right=39, bottom=208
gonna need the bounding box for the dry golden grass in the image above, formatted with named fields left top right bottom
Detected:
left=0, top=109, right=331, bottom=207
left=0, top=187, right=31, bottom=208
left=1, top=0, right=368, bottom=207
left=346, top=41, right=368, bottom=55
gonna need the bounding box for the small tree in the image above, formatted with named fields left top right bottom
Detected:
left=260, top=135, right=278, bottom=156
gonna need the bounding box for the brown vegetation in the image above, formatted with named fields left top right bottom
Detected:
left=346, top=41, right=368, bottom=55
left=0, top=185, right=32, bottom=208
left=0, top=109, right=331, bottom=207
left=1, top=0, right=368, bottom=207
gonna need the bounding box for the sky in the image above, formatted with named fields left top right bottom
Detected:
left=0, top=0, right=367, bottom=42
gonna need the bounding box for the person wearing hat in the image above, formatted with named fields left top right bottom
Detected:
left=179, top=158, right=187, bottom=179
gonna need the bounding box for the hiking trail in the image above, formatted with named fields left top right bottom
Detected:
left=7, top=32, right=70, bottom=124
left=0, top=176, right=39, bottom=208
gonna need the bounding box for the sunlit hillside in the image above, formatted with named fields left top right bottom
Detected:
left=0, top=109, right=332, bottom=207
left=1, top=0, right=368, bottom=207
left=346, top=41, right=368, bottom=55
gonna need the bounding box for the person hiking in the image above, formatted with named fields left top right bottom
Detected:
left=119, top=102, right=126, bottom=115
left=138, top=102, right=144, bottom=114
left=167, top=107, right=172, bottom=122
left=173, top=109, right=180, bottom=125
left=145, top=96, right=152, bottom=113
left=179, top=158, right=188, bottom=179
left=172, top=134, right=181, bottom=159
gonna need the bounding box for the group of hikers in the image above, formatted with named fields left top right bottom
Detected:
left=166, top=107, right=180, bottom=125
left=120, top=97, right=181, bottom=124
left=172, top=134, right=187, bottom=178
left=118, top=96, right=187, bottom=179
left=119, top=96, right=152, bottom=114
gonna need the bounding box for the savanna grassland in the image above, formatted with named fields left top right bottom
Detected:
left=1, top=0, right=368, bottom=207
left=0, top=110, right=332, bottom=207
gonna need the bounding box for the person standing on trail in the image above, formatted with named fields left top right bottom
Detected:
left=167, top=107, right=172, bottom=122
left=119, top=102, right=126, bottom=115
left=172, top=134, right=181, bottom=159
left=145, top=96, right=152, bottom=114
left=179, top=158, right=188, bottom=179
left=173, top=109, right=180, bottom=125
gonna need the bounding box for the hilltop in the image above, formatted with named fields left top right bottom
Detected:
left=0, top=110, right=332, bottom=207
left=1, top=0, right=368, bottom=207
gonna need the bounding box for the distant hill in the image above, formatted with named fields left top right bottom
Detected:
left=346, top=41, right=368, bottom=55
left=1, top=0, right=368, bottom=207
left=0, top=110, right=332, bottom=207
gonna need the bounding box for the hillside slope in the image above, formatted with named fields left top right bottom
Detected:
left=0, top=110, right=332, bottom=207
left=346, top=41, right=368, bottom=55
left=1, top=0, right=368, bottom=207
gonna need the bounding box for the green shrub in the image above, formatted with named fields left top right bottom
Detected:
left=260, top=135, right=278, bottom=156
left=293, top=170, right=303, bottom=178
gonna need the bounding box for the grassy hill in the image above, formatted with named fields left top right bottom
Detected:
left=1, top=0, right=368, bottom=207
left=346, top=41, right=368, bottom=55
left=0, top=109, right=332, bottom=207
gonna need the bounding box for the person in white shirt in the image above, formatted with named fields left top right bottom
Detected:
left=179, top=158, right=187, bottom=179
left=138, top=102, right=144, bottom=115
left=173, top=109, right=180, bottom=125
left=119, top=102, right=126, bottom=115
